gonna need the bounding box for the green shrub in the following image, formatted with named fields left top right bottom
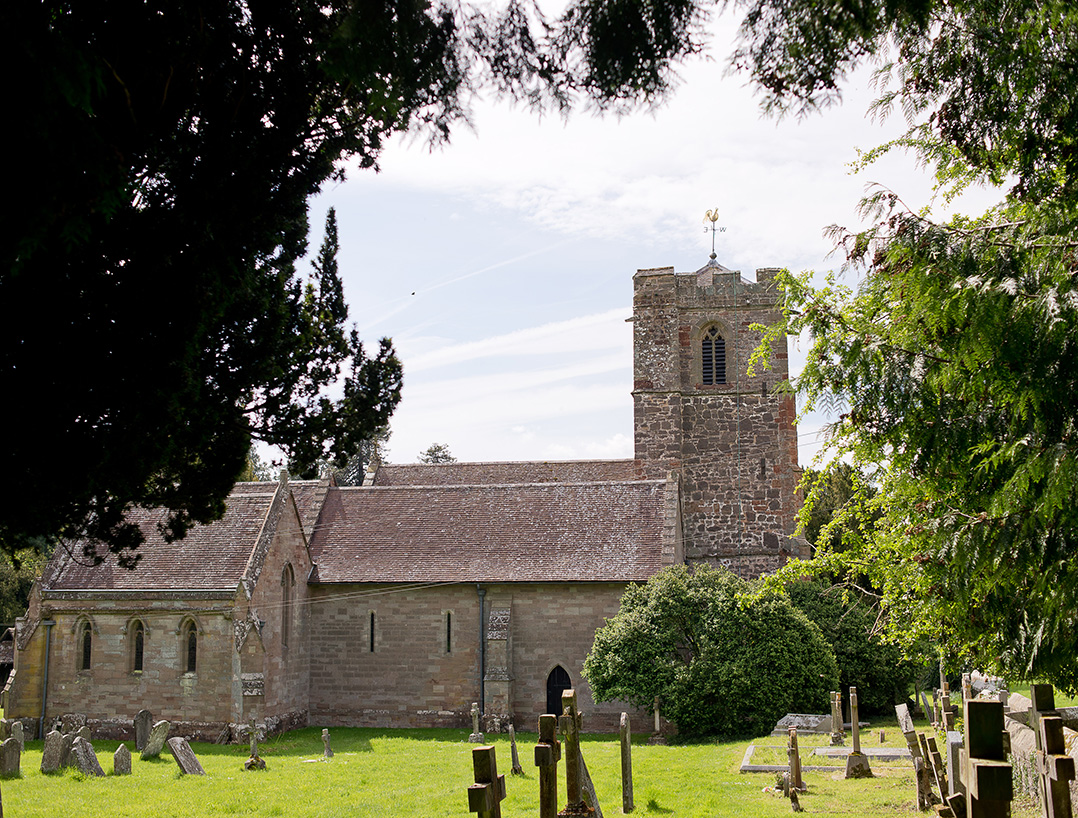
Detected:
left=584, top=565, right=839, bottom=738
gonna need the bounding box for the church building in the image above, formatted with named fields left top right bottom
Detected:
left=5, top=260, right=803, bottom=739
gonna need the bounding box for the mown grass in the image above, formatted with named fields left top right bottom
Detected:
left=1007, top=682, right=1078, bottom=708
left=0, top=718, right=1040, bottom=817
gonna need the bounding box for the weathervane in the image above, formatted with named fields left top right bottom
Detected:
left=703, top=208, right=726, bottom=260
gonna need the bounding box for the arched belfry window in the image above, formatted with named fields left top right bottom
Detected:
left=702, top=325, right=727, bottom=385
left=546, top=666, right=572, bottom=716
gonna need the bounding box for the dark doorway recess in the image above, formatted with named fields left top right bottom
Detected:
left=546, top=665, right=572, bottom=715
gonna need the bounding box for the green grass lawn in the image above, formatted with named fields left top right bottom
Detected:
left=1007, top=682, right=1078, bottom=708
left=0, top=721, right=1041, bottom=817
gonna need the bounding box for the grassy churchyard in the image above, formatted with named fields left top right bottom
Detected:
left=0, top=719, right=1045, bottom=818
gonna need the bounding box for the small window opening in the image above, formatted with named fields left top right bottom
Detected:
left=282, top=564, right=294, bottom=651
left=80, top=622, right=92, bottom=671
left=445, top=611, right=452, bottom=654
left=185, top=622, right=197, bottom=673
left=702, top=326, right=727, bottom=385
left=369, top=611, right=376, bottom=653
left=759, top=457, right=767, bottom=478
left=133, top=622, right=144, bottom=672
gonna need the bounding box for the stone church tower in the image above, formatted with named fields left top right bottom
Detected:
left=632, top=258, right=802, bottom=577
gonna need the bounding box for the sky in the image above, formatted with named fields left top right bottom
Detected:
left=293, top=13, right=999, bottom=470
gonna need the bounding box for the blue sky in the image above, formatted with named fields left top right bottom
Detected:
left=294, top=15, right=998, bottom=469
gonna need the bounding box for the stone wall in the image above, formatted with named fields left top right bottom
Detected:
left=307, top=581, right=643, bottom=732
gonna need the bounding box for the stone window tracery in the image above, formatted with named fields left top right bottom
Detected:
left=701, top=325, right=727, bottom=385
left=79, top=620, right=92, bottom=671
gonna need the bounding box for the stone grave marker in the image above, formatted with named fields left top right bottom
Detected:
left=10, top=723, right=23, bottom=752
left=135, top=709, right=153, bottom=751
left=787, top=727, right=805, bottom=793
left=578, top=749, right=604, bottom=818
left=648, top=696, right=666, bottom=745
left=113, top=744, right=132, bottom=775
left=70, top=737, right=105, bottom=777
left=844, top=687, right=873, bottom=779
left=322, top=728, right=333, bottom=758
left=830, top=691, right=845, bottom=746
left=469, top=702, right=484, bottom=743
left=535, top=714, right=561, bottom=818
left=508, top=725, right=524, bottom=776
left=946, top=731, right=965, bottom=799
left=620, top=712, right=634, bottom=814
left=950, top=699, right=1012, bottom=818
left=60, top=731, right=77, bottom=768
left=919, top=732, right=948, bottom=799
left=245, top=718, right=266, bottom=771
left=897, top=703, right=936, bottom=809
left=1029, top=684, right=1075, bottom=818
left=559, top=689, right=591, bottom=815
left=467, top=745, right=506, bottom=818
left=0, top=738, right=19, bottom=779
left=41, top=730, right=64, bottom=774
left=141, top=719, right=170, bottom=760
left=77, top=725, right=91, bottom=743
left=167, top=736, right=205, bottom=775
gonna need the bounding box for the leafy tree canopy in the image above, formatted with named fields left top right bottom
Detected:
left=584, top=566, right=838, bottom=738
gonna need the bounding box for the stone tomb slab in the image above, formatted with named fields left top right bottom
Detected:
left=167, top=737, right=205, bottom=775
left=813, top=747, right=911, bottom=759
left=770, top=714, right=832, bottom=736
left=739, top=745, right=837, bottom=774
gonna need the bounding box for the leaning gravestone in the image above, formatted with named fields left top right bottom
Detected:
left=113, top=744, right=132, bottom=775
left=0, top=737, right=20, bottom=778
left=60, top=732, right=77, bottom=769
left=10, top=722, right=23, bottom=752
left=141, top=720, right=170, bottom=760
left=135, top=709, right=153, bottom=751
left=77, top=726, right=91, bottom=743
left=41, top=730, right=64, bottom=774
left=167, top=737, right=205, bottom=776
left=70, top=737, right=105, bottom=777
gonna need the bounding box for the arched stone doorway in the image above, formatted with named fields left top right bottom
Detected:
left=546, top=665, right=572, bottom=715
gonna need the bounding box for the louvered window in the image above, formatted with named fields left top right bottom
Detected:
left=702, top=326, right=726, bottom=385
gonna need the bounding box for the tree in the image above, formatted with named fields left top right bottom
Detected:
left=418, top=443, right=457, bottom=464
left=238, top=447, right=276, bottom=483
left=0, top=548, right=49, bottom=625
left=584, top=566, right=838, bottom=738
left=800, top=463, right=879, bottom=555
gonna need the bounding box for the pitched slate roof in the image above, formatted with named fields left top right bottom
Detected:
left=42, top=482, right=289, bottom=593
left=372, top=459, right=646, bottom=487
left=307, top=480, right=667, bottom=584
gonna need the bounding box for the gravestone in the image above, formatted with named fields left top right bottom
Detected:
left=508, top=725, right=524, bottom=776
left=322, top=728, right=333, bottom=759
left=535, top=714, right=561, bottom=818
left=787, top=727, right=805, bottom=792
left=41, top=730, right=64, bottom=774
left=141, top=720, right=170, bottom=759
left=559, top=689, right=590, bottom=816
left=946, top=731, right=965, bottom=799
left=1029, top=684, right=1075, bottom=818
left=578, top=750, right=604, bottom=818
left=167, top=737, right=205, bottom=775
left=620, top=712, right=634, bottom=814
left=469, top=702, right=484, bottom=743
left=844, top=687, right=873, bottom=779
left=113, top=744, right=132, bottom=775
left=648, top=696, right=666, bottom=745
left=830, top=691, right=845, bottom=746
left=70, top=737, right=105, bottom=777
left=60, top=731, right=77, bottom=768
left=135, top=709, right=153, bottom=751
left=467, top=745, right=506, bottom=818
left=952, top=699, right=1012, bottom=818
left=245, top=718, right=266, bottom=771
left=10, top=723, right=23, bottom=752
left=0, top=738, right=20, bottom=779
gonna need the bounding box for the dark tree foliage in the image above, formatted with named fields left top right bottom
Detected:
left=0, top=549, right=49, bottom=625
left=584, top=566, right=838, bottom=738
left=801, top=463, right=879, bottom=554
left=3, top=2, right=442, bottom=562
left=786, top=579, right=919, bottom=715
